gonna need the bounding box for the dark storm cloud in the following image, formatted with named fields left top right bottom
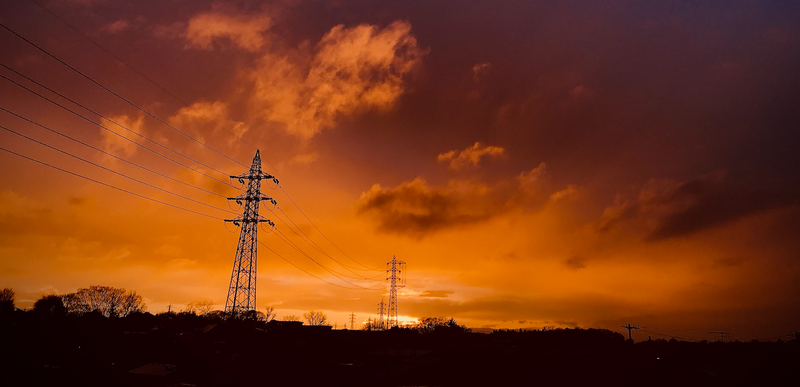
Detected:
left=356, top=161, right=567, bottom=236
left=356, top=178, right=498, bottom=235
left=648, top=183, right=795, bottom=241
left=564, top=255, right=588, bottom=270
left=600, top=172, right=799, bottom=240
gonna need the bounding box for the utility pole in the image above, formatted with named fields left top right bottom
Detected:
left=349, top=312, right=356, bottom=330
left=386, top=255, right=406, bottom=328
left=377, top=299, right=386, bottom=330
left=622, top=324, right=639, bottom=341
left=224, top=150, right=277, bottom=314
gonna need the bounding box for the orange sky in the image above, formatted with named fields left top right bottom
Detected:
left=1, top=0, right=798, bottom=341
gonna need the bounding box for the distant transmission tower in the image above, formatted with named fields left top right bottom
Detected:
left=349, top=312, right=356, bottom=330
left=224, top=150, right=277, bottom=313
left=377, top=299, right=386, bottom=330
left=386, top=255, right=406, bottom=328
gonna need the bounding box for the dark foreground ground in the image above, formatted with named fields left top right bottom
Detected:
left=1, top=312, right=797, bottom=386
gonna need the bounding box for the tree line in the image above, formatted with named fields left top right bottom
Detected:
left=2, top=285, right=145, bottom=318
left=2, top=286, right=468, bottom=333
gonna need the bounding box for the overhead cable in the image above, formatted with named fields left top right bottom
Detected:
left=0, top=105, right=227, bottom=199
left=0, top=124, right=237, bottom=217
left=27, top=0, right=252, bottom=163
left=0, top=21, right=248, bottom=168
left=0, top=77, right=238, bottom=189
left=0, top=147, right=224, bottom=221
left=0, top=65, right=237, bottom=186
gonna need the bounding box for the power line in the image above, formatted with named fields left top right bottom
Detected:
left=0, top=147, right=224, bottom=221
left=0, top=64, right=238, bottom=187
left=0, top=77, right=238, bottom=189
left=0, top=21, right=248, bottom=168
left=278, top=186, right=383, bottom=271
left=0, top=78, right=376, bottom=290
left=5, top=10, right=383, bottom=283
left=272, top=206, right=383, bottom=279
left=27, top=0, right=253, bottom=162
left=5, top=10, right=382, bottom=274
left=0, top=124, right=237, bottom=217
left=0, top=105, right=227, bottom=199
left=269, top=228, right=382, bottom=289
left=2, top=114, right=376, bottom=290
left=638, top=328, right=703, bottom=343
left=258, top=240, right=382, bottom=291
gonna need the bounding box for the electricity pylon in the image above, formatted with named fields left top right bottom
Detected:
left=349, top=312, right=356, bottom=330
left=224, top=150, right=277, bottom=313
left=386, top=255, right=406, bottom=328
left=377, top=299, right=386, bottom=330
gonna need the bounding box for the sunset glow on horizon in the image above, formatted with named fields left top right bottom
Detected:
left=1, top=0, right=798, bottom=341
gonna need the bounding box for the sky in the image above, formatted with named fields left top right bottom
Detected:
left=0, top=0, right=798, bottom=341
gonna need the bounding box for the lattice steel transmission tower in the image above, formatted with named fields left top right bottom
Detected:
left=224, top=150, right=277, bottom=313
left=386, top=255, right=406, bottom=328
left=377, top=298, right=386, bottom=330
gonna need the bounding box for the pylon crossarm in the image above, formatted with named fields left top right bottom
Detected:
left=229, top=172, right=275, bottom=180
left=226, top=193, right=275, bottom=202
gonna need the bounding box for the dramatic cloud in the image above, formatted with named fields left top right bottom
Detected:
left=517, top=163, right=549, bottom=193
left=564, top=255, right=588, bottom=270
left=99, top=114, right=146, bottom=158
left=549, top=185, right=579, bottom=202
left=3, top=0, right=798, bottom=340
left=357, top=178, right=498, bottom=236
left=184, top=12, right=271, bottom=52
left=168, top=101, right=249, bottom=144
left=438, top=142, right=505, bottom=170
left=250, top=20, right=425, bottom=138
left=358, top=162, right=572, bottom=236
left=599, top=172, right=797, bottom=240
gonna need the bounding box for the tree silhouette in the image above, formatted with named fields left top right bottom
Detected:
left=185, top=301, right=214, bottom=316
left=303, top=310, right=328, bottom=326
left=264, top=306, right=277, bottom=322
left=62, top=285, right=146, bottom=317
left=33, top=294, right=66, bottom=315
left=0, top=288, right=14, bottom=314
left=416, top=317, right=468, bottom=334
left=281, top=314, right=300, bottom=322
